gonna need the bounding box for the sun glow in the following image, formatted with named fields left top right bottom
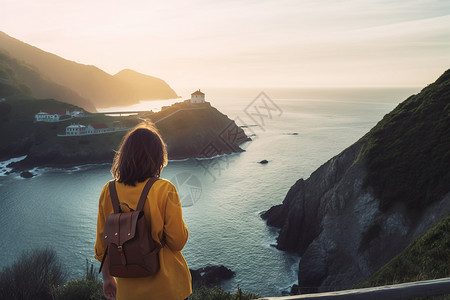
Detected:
left=1, top=0, right=449, bottom=89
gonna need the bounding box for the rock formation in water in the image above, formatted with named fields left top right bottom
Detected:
left=262, top=69, right=450, bottom=292
left=190, top=265, right=235, bottom=289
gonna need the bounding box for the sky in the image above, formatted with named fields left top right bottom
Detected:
left=1, top=0, right=450, bottom=89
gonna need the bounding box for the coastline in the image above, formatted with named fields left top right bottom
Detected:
left=1, top=148, right=248, bottom=177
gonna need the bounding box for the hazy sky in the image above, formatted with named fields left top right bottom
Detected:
left=1, top=0, right=449, bottom=89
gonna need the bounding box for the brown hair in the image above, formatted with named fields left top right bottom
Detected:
left=111, top=122, right=167, bottom=186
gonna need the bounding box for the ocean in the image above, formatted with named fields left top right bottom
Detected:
left=0, top=87, right=420, bottom=297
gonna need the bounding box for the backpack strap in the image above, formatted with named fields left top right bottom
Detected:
left=98, top=245, right=108, bottom=274
left=109, top=178, right=158, bottom=213
left=136, top=177, right=158, bottom=211
left=108, top=180, right=121, bottom=213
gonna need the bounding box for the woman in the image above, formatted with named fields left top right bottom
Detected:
left=95, top=123, right=192, bottom=300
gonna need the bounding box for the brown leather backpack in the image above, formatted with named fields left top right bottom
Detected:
left=99, top=177, right=163, bottom=278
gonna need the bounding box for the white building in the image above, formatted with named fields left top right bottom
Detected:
left=66, top=124, right=86, bottom=135
left=190, top=89, right=205, bottom=104
left=35, top=110, right=69, bottom=122
left=71, top=110, right=84, bottom=117
left=64, top=123, right=110, bottom=136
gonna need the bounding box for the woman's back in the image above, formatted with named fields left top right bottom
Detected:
left=95, top=123, right=192, bottom=300
left=95, top=178, right=192, bottom=300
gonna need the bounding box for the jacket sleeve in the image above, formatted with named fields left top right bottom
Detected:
left=94, top=184, right=109, bottom=262
left=163, top=183, right=189, bottom=251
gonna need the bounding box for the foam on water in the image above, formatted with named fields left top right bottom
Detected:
left=0, top=155, right=26, bottom=176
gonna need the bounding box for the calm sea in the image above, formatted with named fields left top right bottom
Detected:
left=0, top=87, right=419, bottom=297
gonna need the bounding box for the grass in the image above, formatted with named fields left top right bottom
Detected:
left=362, top=69, right=450, bottom=214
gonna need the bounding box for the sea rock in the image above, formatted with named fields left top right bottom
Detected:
left=20, top=171, right=33, bottom=178
left=292, top=284, right=300, bottom=295
left=259, top=159, right=269, bottom=164
left=189, top=265, right=235, bottom=289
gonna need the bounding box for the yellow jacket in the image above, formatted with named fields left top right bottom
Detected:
left=95, top=178, right=192, bottom=300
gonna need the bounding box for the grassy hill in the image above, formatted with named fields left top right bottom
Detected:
left=362, top=69, right=450, bottom=214
left=0, top=31, right=178, bottom=109
left=0, top=50, right=96, bottom=112
left=355, top=70, right=450, bottom=291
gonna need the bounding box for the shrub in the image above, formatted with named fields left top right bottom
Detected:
left=56, top=259, right=105, bottom=300
left=0, top=248, right=66, bottom=300
left=56, top=279, right=105, bottom=300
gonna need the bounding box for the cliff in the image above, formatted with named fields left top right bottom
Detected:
left=262, top=69, right=450, bottom=292
left=0, top=31, right=177, bottom=110
left=145, top=101, right=250, bottom=160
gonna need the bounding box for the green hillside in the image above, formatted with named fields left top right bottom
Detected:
left=357, top=212, right=450, bottom=288
left=363, top=69, right=450, bottom=213
left=0, top=50, right=96, bottom=112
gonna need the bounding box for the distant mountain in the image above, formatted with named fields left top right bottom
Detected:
left=0, top=31, right=178, bottom=110
left=262, top=69, right=450, bottom=292
left=114, top=69, right=178, bottom=100
left=0, top=50, right=96, bottom=112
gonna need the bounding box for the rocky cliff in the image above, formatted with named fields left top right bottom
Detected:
left=262, top=69, right=450, bottom=292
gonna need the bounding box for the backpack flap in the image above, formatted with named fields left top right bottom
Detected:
left=103, top=211, right=142, bottom=247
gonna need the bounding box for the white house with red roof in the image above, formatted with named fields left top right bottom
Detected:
left=87, top=123, right=109, bottom=134
left=190, top=89, right=205, bottom=104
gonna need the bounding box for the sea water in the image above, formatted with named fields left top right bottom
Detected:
left=0, top=87, right=419, bottom=296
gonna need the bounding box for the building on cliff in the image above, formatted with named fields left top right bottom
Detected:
left=35, top=109, right=84, bottom=122
left=64, top=123, right=110, bottom=136
left=65, top=124, right=87, bottom=135
left=190, top=89, right=205, bottom=104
